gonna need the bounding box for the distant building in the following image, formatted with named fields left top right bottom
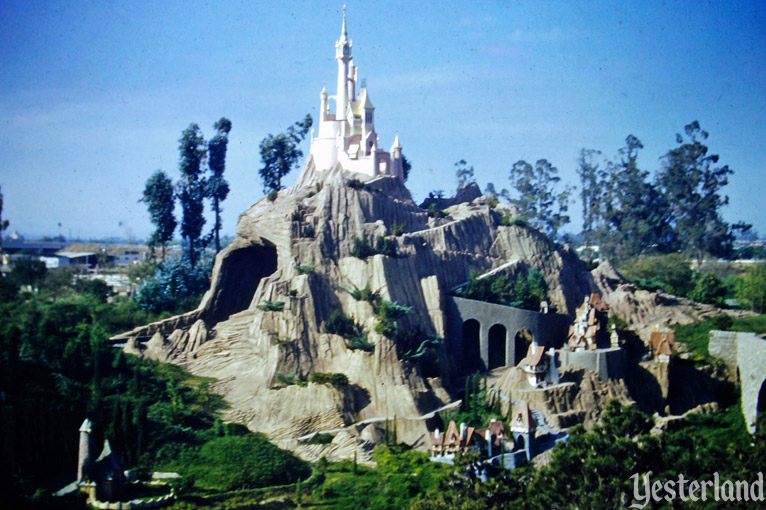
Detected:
left=649, top=326, right=674, bottom=363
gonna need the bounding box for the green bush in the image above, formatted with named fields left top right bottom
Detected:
left=171, top=434, right=310, bottom=491
left=486, top=196, right=499, bottom=209
left=374, top=300, right=411, bottom=338
left=309, top=372, right=349, bottom=388
left=500, top=214, right=527, bottom=227
left=257, top=300, right=285, bottom=312
left=391, top=222, right=406, bottom=236
left=347, top=282, right=381, bottom=308
left=737, top=264, right=766, bottom=313
left=324, top=310, right=373, bottom=351
left=375, top=236, right=397, bottom=257
left=619, top=253, right=695, bottom=297
left=351, top=237, right=376, bottom=259
left=426, top=203, right=448, bottom=219
left=296, top=264, right=315, bottom=275
left=453, top=268, right=548, bottom=312
left=267, top=190, right=278, bottom=201
left=309, top=433, right=334, bottom=445
left=689, top=272, right=728, bottom=306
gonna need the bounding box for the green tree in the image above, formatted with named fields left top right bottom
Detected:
left=598, top=135, right=674, bottom=261
left=401, top=154, right=412, bottom=182
left=10, top=260, right=47, bottom=288
left=140, top=170, right=176, bottom=260
left=657, top=121, right=749, bottom=265
left=258, top=115, right=312, bottom=194
left=575, top=149, right=606, bottom=260
left=454, top=159, right=475, bottom=190
left=507, top=159, right=571, bottom=239
left=207, top=117, right=232, bottom=254
left=177, top=123, right=207, bottom=268
left=738, top=264, right=766, bottom=313
left=689, top=272, right=727, bottom=306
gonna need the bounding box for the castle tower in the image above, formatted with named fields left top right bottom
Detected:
left=77, top=418, right=95, bottom=482
left=335, top=5, right=352, bottom=138
left=305, top=6, right=404, bottom=181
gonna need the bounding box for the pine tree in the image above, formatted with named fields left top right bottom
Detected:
left=140, top=170, right=176, bottom=260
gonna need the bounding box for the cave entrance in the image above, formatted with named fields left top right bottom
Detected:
left=208, top=241, right=278, bottom=323
left=462, top=319, right=482, bottom=375
left=488, top=324, right=507, bottom=370
left=514, top=329, right=533, bottom=365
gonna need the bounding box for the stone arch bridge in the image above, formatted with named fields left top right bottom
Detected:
left=446, top=296, right=571, bottom=375
left=709, top=330, right=766, bottom=433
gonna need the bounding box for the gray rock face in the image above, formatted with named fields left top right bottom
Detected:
left=119, top=163, right=603, bottom=453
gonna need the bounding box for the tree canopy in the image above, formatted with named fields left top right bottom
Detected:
left=507, top=159, right=571, bottom=240
left=176, top=123, right=207, bottom=267
left=140, top=170, right=176, bottom=259
left=258, top=115, right=312, bottom=194
left=206, top=117, right=232, bottom=253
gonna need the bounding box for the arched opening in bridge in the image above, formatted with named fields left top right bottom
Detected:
left=488, top=324, right=507, bottom=370
left=206, top=241, right=278, bottom=324
left=757, top=380, right=766, bottom=430
left=514, top=329, right=533, bottom=365
left=515, top=434, right=525, bottom=452
left=462, top=319, right=482, bottom=374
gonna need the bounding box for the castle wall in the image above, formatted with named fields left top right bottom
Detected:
left=559, top=347, right=626, bottom=382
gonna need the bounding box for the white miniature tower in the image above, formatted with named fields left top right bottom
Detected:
left=77, top=418, right=94, bottom=483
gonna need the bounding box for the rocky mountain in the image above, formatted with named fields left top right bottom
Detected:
left=117, top=160, right=723, bottom=459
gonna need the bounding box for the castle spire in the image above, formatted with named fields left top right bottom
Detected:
left=341, top=4, right=348, bottom=40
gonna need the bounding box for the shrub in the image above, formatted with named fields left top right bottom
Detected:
left=257, top=300, right=285, bottom=312
left=375, top=236, right=397, bottom=257
left=391, top=222, right=406, bottom=236
left=309, top=372, right=349, bottom=388
left=296, top=264, right=315, bottom=275
left=453, top=268, right=548, bottom=312
left=347, top=178, right=365, bottom=189
left=689, top=272, right=728, bottom=306
left=486, top=196, right=499, bottom=209
left=309, top=433, right=334, bottom=445
left=347, top=283, right=381, bottom=307
left=500, top=214, right=527, bottom=227
left=351, top=237, right=376, bottom=259
left=426, top=203, right=448, bottom=219
left=267, top=190, right=278, bottom=201
left=737, top=264, right=766, bottom=313
left=346, top=336, right=375, bottom=352
left=375, top=300, right=411, bottom=338
left=619, top=253, right=695, bottom=297
left=275, top=373, right=307, bottom=387
left=325, top=310, right=364, bottom=338
left=135, top=255, right=213, bottom=314
left=173, top=434, right=310, bottom=491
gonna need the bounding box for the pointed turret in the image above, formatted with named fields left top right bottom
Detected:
left=77, top=418, right=95, bottom=483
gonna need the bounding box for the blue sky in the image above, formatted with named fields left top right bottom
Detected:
left=1, top=1, right=764, bottom=240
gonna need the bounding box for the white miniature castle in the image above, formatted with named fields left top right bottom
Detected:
left=308, top=6, right=404, bottom=180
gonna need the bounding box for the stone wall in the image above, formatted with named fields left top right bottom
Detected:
left=709, top=330, right=766, bottom=433
left=558, top=347, right=626, bottom=382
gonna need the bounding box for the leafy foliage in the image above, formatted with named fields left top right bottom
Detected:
left=507, top=159, right=572, bottom=240
left=206, top=117, right=232, bottom=254
left=135, top=255, right=213, bottom=314
left=295, top=264, right=315, bottom=275
left=176, top=123, right=208, bottom=267
left=454, top=268, right=549, bottom=312
left=257, top=300, right=285, bottom=312
left=454, top=159, right=475, bottom=190
left=166, top=434, right=310, bottom=491
left=658, top=121, right=749, bottom=264
left=737, top=264, right=766, bottom=313
left=324, top=310, right=373, bottom=351
left=426, top=202, right=448, bottom=219
left=374, top=300, right=411, bottom=338
left=258, top=115, right=312, bottom=193
left=140, top=170, right=176, bottom=259
left=309, top=372, right=349, bottom=388
left=374, top=236, right=397, bottom=257
left=351, top=237, right=376, bottom=259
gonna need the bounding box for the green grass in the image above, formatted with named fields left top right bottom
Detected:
left=672, top=314, right=766, bottom=357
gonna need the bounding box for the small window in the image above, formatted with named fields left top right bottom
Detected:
left=365, top=110, right=373, bottom=124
